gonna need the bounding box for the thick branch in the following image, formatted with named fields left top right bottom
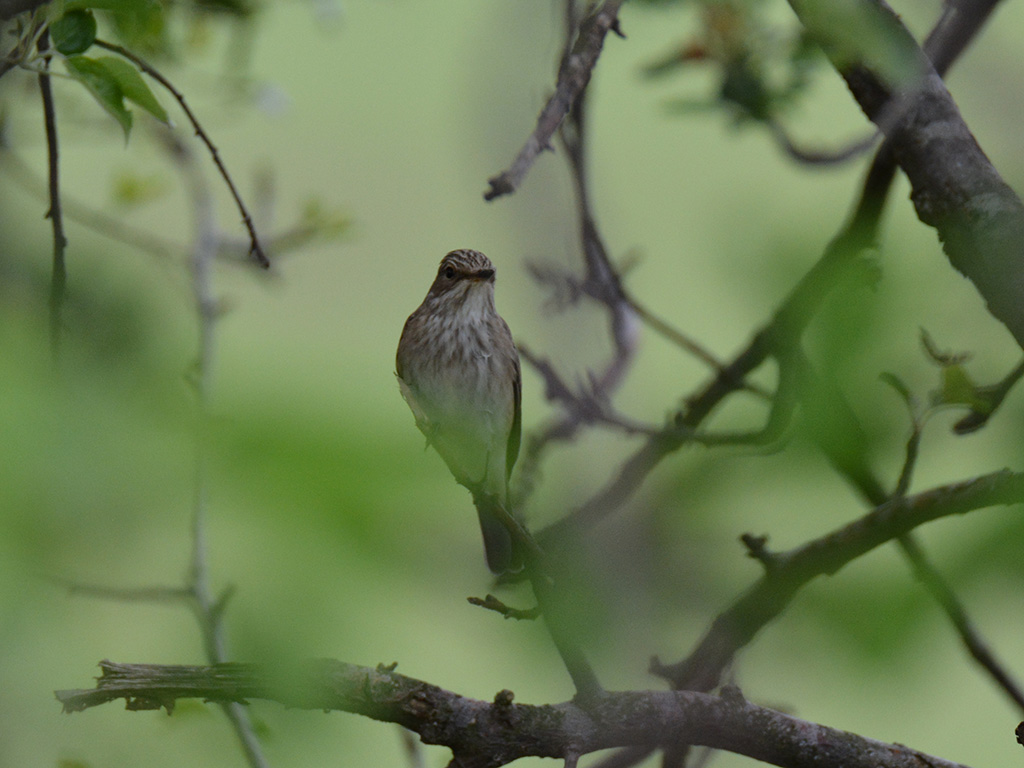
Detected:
left=57, top=660, right=973, bottom=768
left=537, top=0, right=1003, bottom=552
left=655, top=469, right=1024, bottom=691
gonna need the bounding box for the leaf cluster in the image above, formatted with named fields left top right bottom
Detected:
left=642, top=0, right=824, bottom=124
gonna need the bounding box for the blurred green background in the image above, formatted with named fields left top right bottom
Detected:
left=2, top=1, right=1024, bottom=767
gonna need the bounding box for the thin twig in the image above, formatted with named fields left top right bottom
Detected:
left=624, top=292, right=768, bottom=397
left=0, top=143, right=332, bottom=265
left=800, top=359, right=1024, bottom=719
left=58, top=581, right=192, bottom=603
left=518, top=345, right=657, bottom=436
left=37, top=29, right=67, bottom=357
left=536, top=0, right=1003, bottom=552
left=767, top=120, right=879, bottom=165
left=93, top=39, right=270, bottom=269
left=652, top=469, right=1024, bottom=691
left=483, top=0, right=624, bottom=200
left=467, top=594, right=541, bottom=621
left=165, top=129, right=270, bottom=768
left=900, top=535, right=1024, bottom=712
left=0, top=145, right=181, bottom=259
left=513, top=0, right=643, bottom=509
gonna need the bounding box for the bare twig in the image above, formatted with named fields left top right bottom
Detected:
left=624, top=293, right=768, bottom=397
left=37, top=29, right=67, bottom=357
left=900, top=535, right=1024, bottom=712
left=483, top=0, right=624, bottom=200
left=56, top=659, right=976, bottom=768
left=165, top=130, right=269, bottom=768
left=802, top=362, right=1024, bottom=718
left=513, top=1, right=642, bottom=507
left=0, top=143, right=333, bottom=265
left=518, top=345, right=656, bottom=436
left=653, top=469, right=1024, bottom=691
left=767, top=121, right=879, bottom=165
left=0, top=145, right=181, bottom=259
left=536, top=0, right=1004, bottom=550
left=528, top=566, right=604, bottom=704
left=467, top=594, right=541, bottom=621
left=93, top=39, right=269, bottom=269
left=58, top=581, right=192, bottom=603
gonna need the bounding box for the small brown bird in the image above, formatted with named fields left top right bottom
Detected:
left=396, top=249, right=522, bottom=572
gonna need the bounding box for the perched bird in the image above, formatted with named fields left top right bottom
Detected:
left=396, top=249, right=522, bottom=572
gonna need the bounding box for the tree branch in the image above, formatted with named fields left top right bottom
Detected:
left=56, top=660, right=975, bottom=768
left=37, top=28, right=67, bottom=357
left=94, top=39, right=270, bottom=269
left=787, top=0, right=1024, bottom=349
left=899, top=534, right=1024, bottom=711
left=483, top=0, right=624, bottom=200
left=653, top=469, right=1024, bottom=691
left=536, top=0, right=1004, bottom=550
left=165, top=129, right=269, bottom=768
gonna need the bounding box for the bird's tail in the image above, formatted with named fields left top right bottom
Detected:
left=472, top=492, right=521, bottom=574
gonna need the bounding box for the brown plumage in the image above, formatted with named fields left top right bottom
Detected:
left=396, top=249, right=522, bottom=572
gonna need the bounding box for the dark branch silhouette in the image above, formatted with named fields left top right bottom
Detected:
left=93, top=39, right=270, bottom=270
left=57, top=660, right=975, bottom=768
left=484, top=0, right=625, bottom=200
left=654, top=469, right=1024, bottom=691
left=37, top=29, right=66, bottom=356
left=788, top=0, right=1024, bottom=348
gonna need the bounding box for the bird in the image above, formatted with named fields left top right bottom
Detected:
left=396, top=249, right=522, bottom=573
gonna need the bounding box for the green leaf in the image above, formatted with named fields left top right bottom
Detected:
left=50, top=9, right=97, bottom=55
left=94, top=55, right=169, bottom=123
left=938, top=365, right=989, bottom=413
left=65, top=0, right=165, bottom=53
left=64, top=55, right=133, bottom=139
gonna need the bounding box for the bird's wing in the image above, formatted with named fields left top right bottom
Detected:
left=506, top=353, right=522, bottom=480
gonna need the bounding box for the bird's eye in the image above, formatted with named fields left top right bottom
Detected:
left=443, top=266, right=456, bottom=279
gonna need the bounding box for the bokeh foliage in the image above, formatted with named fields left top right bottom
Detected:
left=1, top=1, right=1023, bottom=767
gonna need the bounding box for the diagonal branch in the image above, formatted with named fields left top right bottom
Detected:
left=652, top=469, right=1024, bottom=691
left=514, top=0, right=640, bottom=505
left=536, top=0, right=1004, bottom=551
left=483, top=0, right=624, bottom=200
left=57, top=660, right=975, bottom=768
left=786, top=0, right=1024, bottom=349
left=899, top=534, right=1024, bottom=711
left=93, top=39, right=270, bottom=270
